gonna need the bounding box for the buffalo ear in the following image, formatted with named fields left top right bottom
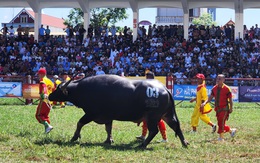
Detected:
left=60, top=82, right=69, bottom=95
left=61, top=81, right=71, bottom=90
left=60, top=73, right=78, bottom=91
left=60, top=73, right=78, bottom=95
left=62, top=89, right=68, bottom=95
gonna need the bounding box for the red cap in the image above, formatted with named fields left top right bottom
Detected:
left=196, top=73, right=205, bottom=79
left=38, top=68, right=46, bottom=75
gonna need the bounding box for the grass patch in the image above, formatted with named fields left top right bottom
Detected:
left=0, top=100, right=260, bottom=162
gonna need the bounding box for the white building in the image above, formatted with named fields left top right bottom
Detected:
left=156, top=8, right=208, bottom=26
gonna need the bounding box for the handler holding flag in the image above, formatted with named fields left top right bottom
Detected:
left=136, top=71, right=168, bottom=143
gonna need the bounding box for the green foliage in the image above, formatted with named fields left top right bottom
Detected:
left=192, top=13, right=217, bottom=26
left=116, top=26, right=125, bottom=33
left=64, top=8, right=84, bottom=27
left=64, top=8, right=128, bottom=28
left=0, top=98, right=26, bottom=105
left=0, top=100, right=260, bottom=162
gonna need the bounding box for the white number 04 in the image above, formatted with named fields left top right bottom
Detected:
left=146, top=87, right=159, bottom=98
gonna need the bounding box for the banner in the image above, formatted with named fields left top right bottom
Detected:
left=0, top=82, right=22, bottom=97
left=230, top=86, right=239, bottom=102
left=173, top=85, right=238, bottom=102
left=22, top=84, right=40, bottom=99
left=173, top=85, right=212, bottom=101
left=239, top=86, right=260, bottom=102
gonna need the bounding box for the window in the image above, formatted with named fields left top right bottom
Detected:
left=189, top=9, right=194, bottom=17
left=20, top=15, right=28, bottom=23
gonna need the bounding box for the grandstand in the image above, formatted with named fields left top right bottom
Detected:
left=0, top=22, right=259, bottom=79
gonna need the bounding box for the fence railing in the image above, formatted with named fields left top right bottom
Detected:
left=167, top=77, right=260, bottom=103
left=0, top=75, right=259, bottom=86
left=171, top=77, right=260, bottom=86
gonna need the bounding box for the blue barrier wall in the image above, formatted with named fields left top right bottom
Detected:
left=173, top=85, right=239, bottom=102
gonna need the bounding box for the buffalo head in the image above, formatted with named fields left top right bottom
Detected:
left=49, top=79, right=72, bottom=102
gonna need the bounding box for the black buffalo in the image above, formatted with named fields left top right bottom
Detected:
left=49, top=74, right=188, bottom=148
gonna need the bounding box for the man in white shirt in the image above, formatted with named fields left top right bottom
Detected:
left=8, top=26, right=15, bottom=37
left=193, top=45, right=200, bottom=54
left=110, top=48, right=118, bottom=66
left=63, top=46, right=69, bottom=54
left=96, top=67, right=105, bottom=75
left=179, top=73, right=187, bottom=84
left=185, top=53, right=192, bottom=65
left=174, top=69, right=183, bottom=84
left=165, top=55, right=173, bottom=62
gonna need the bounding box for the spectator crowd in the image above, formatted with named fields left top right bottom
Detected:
left=0, top=23, right=259, bottom=85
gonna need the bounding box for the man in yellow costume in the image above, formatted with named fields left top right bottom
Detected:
left=43, top=76, right=54, bottom=95
left=42, top=69, right=54, bottom=106
left=61, top=72, right=72, bottom=106
left=190, top=73, right=216, bottom=133
left=62, top=72, right=71, bottom=82
left=52, top=75, right=65, bottom=108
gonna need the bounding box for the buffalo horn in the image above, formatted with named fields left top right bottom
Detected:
left=60, top=73, right=79, bottom=92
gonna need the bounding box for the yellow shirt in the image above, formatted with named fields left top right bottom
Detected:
left=65, top=76, right=71, bottom=82
left=43, top=76, right=54, bottom=95
left=55, top=79, right=62, bottom=86
left=196, top=84, right=212, bottom=114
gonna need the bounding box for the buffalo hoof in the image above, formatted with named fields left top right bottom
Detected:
left=70, top=134, right=81, bottom=142
left=104, top=139, right=114, bottom=144
left=182, top=140, right=190, bottom=148
left=137, top=143, right=147, bottom=149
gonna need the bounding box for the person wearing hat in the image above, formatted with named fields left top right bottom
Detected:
left=74, top=72, right=85, bottom=80
left=78, top=72, right=85, bottom=78
left=61, top=72, right=72, bottom=107
left=62, top=72, right=71, bottom=82
left=190, top=73, right=216, bottom=133
left=52, top=75, right=65, bottom=108
left=35, top=68, right=53, bottom=134
left=136, top=71, right=168, bottom=143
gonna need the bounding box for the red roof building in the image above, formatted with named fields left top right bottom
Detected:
left=224, top=19, right=235, bottom=27
left=1, top=8, right=66, bottom=34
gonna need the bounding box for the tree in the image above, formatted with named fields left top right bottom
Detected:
left=192, top=13, right=217, bottom=26
left=64, top=8, right=128, bottom=28
left=64, top=8, right=84, bottom=27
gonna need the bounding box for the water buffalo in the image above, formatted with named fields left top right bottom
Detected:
left=49, top=74, right=188, bottom=148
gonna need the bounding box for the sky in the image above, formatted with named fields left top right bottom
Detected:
left=0, top=7, right=260, bottom=28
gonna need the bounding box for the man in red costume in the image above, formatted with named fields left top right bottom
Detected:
left=201, top=74, right=236, bottom=141
left=36, top=68, right=53, bottom=133
left=136, top=71, right=167, bottom=142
